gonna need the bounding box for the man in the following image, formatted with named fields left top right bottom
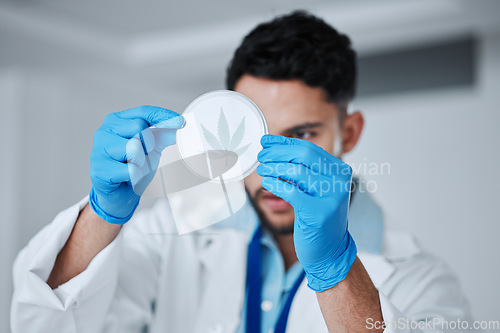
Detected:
left=11, top=11, right=472, bottom=333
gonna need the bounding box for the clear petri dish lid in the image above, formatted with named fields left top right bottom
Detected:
left=176, top=90, right=268, bottom=182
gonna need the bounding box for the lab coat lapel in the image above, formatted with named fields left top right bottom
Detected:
left=285, top=253, right=396, bottom=333
left=286, top=280, right=328, bottom=333
left=194, top=229, right=250, bottom=333
left=348, top=178, right=385, bottom=255
left=348, top=179, right=396, bottom=287
left=358, top=252, right=396, bottom=287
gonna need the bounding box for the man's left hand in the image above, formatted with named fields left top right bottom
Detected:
left=257, top=134, right=357, bottom=292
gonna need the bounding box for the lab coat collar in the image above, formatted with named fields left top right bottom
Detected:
left=348, top=177, right=385, bottom=255
left=209, top=175, right=388, bottom=257
left=211, top=176, right=387, bottom=256
left=348, top=178, right=422, bottom=287
left=348, top=179, right=421, bottom=261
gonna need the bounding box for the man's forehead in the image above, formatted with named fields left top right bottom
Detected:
left=235, top=75, right=326, bottom=101
left=234, top=75, right=339, bottom=132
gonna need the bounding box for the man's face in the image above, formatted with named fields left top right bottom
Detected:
left=235, top=75, right=344, bottom=233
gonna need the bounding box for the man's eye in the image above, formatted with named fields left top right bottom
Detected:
left=293, top=131, right=314, bottom=140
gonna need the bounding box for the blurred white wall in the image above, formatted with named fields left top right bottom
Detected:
left=1, top=1, right=499, bottom=332
left=347, top=30, right=500, bottom=326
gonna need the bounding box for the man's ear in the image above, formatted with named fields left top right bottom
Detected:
left=341, top=111, right=364, bottom=154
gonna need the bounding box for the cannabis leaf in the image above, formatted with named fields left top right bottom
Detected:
left=235, top=143, right=251, bottom=155
left=200, top=108, right=249, bottom=155
left=201, top=124, right=223, bottom=150
left=217, top=108, right=230, bottom=148
left=229, top=116, right=245, bottom=151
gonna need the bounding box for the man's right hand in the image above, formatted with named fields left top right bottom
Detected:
left=89, top=105, right=185, bottom=225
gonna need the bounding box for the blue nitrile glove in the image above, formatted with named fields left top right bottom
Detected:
left=89, top=105, right=185, bottom=225
left=256, top=134, right=357, bottom=292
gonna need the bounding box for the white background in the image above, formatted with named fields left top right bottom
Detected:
left=1, top=0, right=499, bottom=332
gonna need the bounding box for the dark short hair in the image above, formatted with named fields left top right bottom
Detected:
left=226, top=11, right=357, bottom=110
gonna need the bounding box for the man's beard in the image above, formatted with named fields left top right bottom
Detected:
left=246, top=188, right=295, bottom=236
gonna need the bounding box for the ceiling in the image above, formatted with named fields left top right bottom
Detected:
left=22, top=0, right=344, bottom=35
left=1, top=0, right=499, bottom=102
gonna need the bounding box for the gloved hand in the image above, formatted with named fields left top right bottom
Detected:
left=256, top=134, right=357, bottom=292
left=89, top=105, right=185, bottom=225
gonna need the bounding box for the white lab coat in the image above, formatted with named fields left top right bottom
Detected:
left=11, top=188, right=472, bottom=333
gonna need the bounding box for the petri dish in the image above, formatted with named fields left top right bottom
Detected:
left=176, top=90, right=268, bottom=182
